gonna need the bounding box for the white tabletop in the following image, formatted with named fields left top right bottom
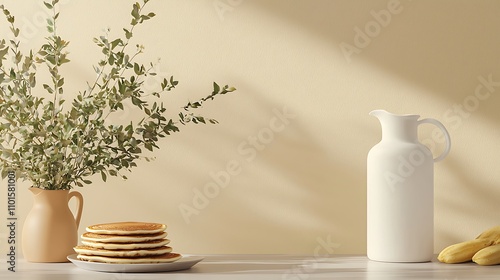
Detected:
left=3, top=254, right=500, bottom=280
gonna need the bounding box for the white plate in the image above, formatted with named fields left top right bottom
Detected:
left=67, top=254, right=204, bottom=273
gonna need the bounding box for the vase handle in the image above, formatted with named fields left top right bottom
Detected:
left=68, top=191, right=84, bottom=228
left=418, top=118, right=451, bottom=162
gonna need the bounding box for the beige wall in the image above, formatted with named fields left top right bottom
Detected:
left=1, top=0, right=500, bottom=256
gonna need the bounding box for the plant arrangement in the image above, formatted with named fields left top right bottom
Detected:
left=0, top=0, right=235, bottom=190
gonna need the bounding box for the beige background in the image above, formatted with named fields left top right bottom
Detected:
left=1, top=0, right=500, bottom=256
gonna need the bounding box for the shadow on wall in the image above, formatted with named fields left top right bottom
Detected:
left=436, top=157, right=500, bottom=241
left=153, top=79, right=366, bottom=253
left=75, top=0, right=499, bottom=253
left=246, top=0, right=500, bottom=120
left=205, top=0, right=500, bottom=252
left=244, top=0, right=500, bottom=247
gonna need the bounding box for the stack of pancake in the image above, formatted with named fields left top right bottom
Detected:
left=74, top=222, right=182, bottom=264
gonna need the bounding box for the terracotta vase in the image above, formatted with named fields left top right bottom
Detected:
left=22, top=187, right=83, bottom=262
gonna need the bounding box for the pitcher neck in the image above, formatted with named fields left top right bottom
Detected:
left=30, top=187, right=70, bottom=204
left=381, top=118, right=419, bottom=142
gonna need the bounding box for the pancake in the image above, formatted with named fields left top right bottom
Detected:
left=81, top=238, right=170, bottom=250
left=77, top=252, right=182, bottom=264
left=74, top=245, right=172, bottom=257
left=81, top=231, right=168, bottom=243
left=86, top=222, right=166, bottom=235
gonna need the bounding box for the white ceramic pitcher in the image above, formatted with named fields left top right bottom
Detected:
left=367, top=110, right=451, bottom=262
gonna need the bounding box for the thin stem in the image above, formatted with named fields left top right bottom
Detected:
left=86, top=2, right=149, bottom=98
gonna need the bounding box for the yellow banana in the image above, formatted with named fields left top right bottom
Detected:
left=473, top=244, right=500, bottom=265
left=438, top=239, right=493, bottom=264
left=476, top=226, right=500, bottom=242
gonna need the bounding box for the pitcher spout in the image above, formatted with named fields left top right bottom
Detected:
left=369, top=109, right=391, bottom=121
left=29, top=187, right=43, bottom=195
left=369, top=109, right=388, bottom=118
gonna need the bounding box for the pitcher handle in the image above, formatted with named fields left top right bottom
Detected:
left=418, top=118, right=451, bottom=162
left=68, top=191, right=84, bottom=228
